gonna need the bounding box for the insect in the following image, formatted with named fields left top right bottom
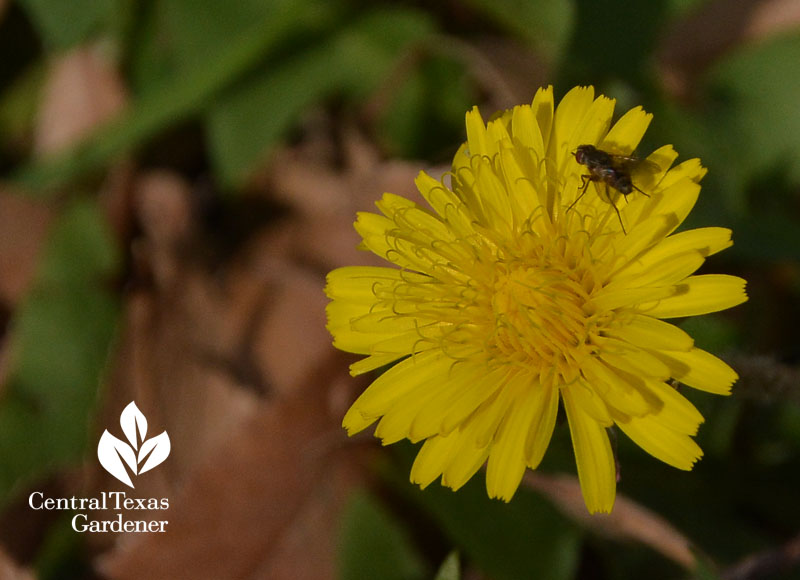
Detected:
left=569, top=144, right=654, bottom=234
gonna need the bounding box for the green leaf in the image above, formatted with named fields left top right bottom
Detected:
left=0, top=63, right=45, bottom=156
left=205, top=43, right=348, bottom=188
left=160, top=0, right=284, bottom=74
left=405, top=466, right=581, bottom=580
left=462, top=0, right=575, bottom=63
left=206, top=6, right=437, bottom=187
left=338, top=490, right=428, bottom=580
left=679, top=315, right=739, bottom=354
left=0, top=199, right=119, bottom=500
left=12, top=1, right=333, bottom=193
left=705, top=33, right=800, bottom=185
left=726, top=211, right=800, bottom=262
left=36, top=512, right=91, bottom=580
left=377, top=54, right=473, bottom=159
left=558, top=0, right=667, bottom=86
left=16, top=0, right=116, bottom=49
left=777, top=403, right=800, bottom=448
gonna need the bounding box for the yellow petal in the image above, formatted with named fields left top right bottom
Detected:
left=525, top=384, right=559, bottom=468
left=342, top=350, right=451, bottom=433
left=598, top=343, right=672, bottom=381
left=375, top=384, right=442, bottom=445
left=511, top=103, right=544, bottom=155
left=559, top=96, right=617, bottom=198
left=614, top=228, right=732, bottom=281
left=376, top=193, right=455, bottom=243
left=592, top=284, right=676, bottom=312
left=354, top=212, right=409, bottom=267
left=640, top=274, right=748, bottom=318
left=367, top=234, right=462, bottom=281
left=606, top=250, right=705, bottom=291
left=408, top=362, right=486, bottom=441
left=644, top=379, right=704, bottom=434
left=415, top=171, right=475, bottom=237
left=326, top=266, right=430, bottom=303
left=462, top=371, right=525, bottom=448
left=604, top=314, right=694, bottom=352
left=603, top=214, right=676, bottom=274
left=486, top=112, right=513, bottom=152
left=350, top=353, right=405, bottom=376
left=581, top=357, right=658, bottom=418
left=443, top=439, right=491, bottom=491
left=486, top=379, right=552, bottom=501
left=473, top=157, right=514, bottom=234
left=600, top=106, right=653, bottom=155
left=562, top=386, right=617, bottom=514
left=497, top=144, right=545, bottom=223
left=551, top=86, right=597, bottom=168
left=410, top=432, right=461, bottom=488
left=659, top=157, right=707, bottom=189
left=616, top=413, right=703, bottom=470
left=531, top=85, right=555, bottom=153
left=564, top=382, right=613, bottom=426
left=652, top=348, right=738, bottom=395
left=326, top=302, right=379, bottom=354
left=367, top=327, right=436, bottom=355
left=348, top=311, right=422, bottom=334
left=629, top=177, right=700, bottom=235
left=451, top=141, right=472, bottom=176
left=465, top=106, right=491, bottom=158
left=553, top=87, right=595, bottom=145
left=439, top=366, right=510, bottom=435
left=635, top=144, right=679, bottom=193
left=569, top=95, right=616, bottom=155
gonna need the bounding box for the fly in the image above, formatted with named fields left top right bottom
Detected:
left=569, top=144, right=654, bottom=234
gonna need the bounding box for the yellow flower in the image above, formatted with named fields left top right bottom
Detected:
left=325, top=86, right=747, bottom=513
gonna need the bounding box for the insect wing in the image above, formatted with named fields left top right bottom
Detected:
left=628, top=158, right=660, bottom=192
left=608, top=154, right=659, bottom=193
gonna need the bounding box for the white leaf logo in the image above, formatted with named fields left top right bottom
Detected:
left=97, top=402, right=170, bottom=488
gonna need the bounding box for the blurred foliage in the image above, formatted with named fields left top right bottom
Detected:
left=1, top=0, right=800, bottom=578
left=390, top=443, right=582, bottom=580
left=0, top=200, right=119, bottom=497
left=339, top=490, right=429, bottom=580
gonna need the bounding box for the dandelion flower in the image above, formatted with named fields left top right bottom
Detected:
left=326, top=86, right=747, bottom=513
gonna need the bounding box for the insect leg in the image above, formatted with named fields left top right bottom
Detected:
left=606, top=184, right=627, bottom=235
left=566, top=174, right=591, bottom=213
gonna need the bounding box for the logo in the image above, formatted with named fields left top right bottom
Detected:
left=97, top=401, right=171, bottom=488
left=27, top=401, right=171, bottom=533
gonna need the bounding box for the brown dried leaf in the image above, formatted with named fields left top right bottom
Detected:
left=98, top=373, right=349, bottom=580
left=90, top=171, right=370, bottom=578
left=0, top=189, right=53, bottom=306
left=34, top=43, right=127, bottom=155
left=268, top=127, right=426, bottom=220
left=251, top=264, right=330, bottom=396
left=130, top=171, right=194, bottom=289
left=657, top=0, right=800, bottom=99
left=524, top=472, right=697, bottom=570
left=0, top=545, right=34, bottom=580
left=266, top=125, right=445, bottom=271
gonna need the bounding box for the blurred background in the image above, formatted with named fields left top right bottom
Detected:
left=0, top=0, right=798, bottom=578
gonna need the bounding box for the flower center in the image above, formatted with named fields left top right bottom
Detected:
left=488, top=260, right=600, bottom=386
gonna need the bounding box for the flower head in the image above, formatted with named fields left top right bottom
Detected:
left=326, top=86, right=747, bottom=513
